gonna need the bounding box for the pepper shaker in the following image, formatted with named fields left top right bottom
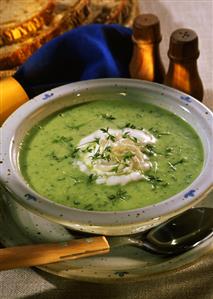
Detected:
left=164, top=28, right=204, bottom=101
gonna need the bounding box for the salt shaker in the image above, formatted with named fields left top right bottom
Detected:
left=164, top=28, right=204, bottom=101
left=129, top=14, right=165, bottom=83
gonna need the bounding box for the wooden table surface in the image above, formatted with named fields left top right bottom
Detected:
left=0, top=1, right=212, bottom=298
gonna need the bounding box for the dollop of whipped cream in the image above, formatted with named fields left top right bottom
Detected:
left=75, top=128, right=156, bottom=185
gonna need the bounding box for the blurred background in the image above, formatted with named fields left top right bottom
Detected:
left=1, top=0, right=212, bottom=108
left=1, top=1, right=212, bottom=109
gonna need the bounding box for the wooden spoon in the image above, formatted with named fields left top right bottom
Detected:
left=0, top=236, right=109, bottom=271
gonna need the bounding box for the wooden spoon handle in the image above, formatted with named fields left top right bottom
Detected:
left=0, top=236, right=109, bottom=271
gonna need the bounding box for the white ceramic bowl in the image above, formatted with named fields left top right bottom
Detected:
left=0, top=79, right=213, bottom=235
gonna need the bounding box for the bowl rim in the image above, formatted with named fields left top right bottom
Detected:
left=1, top=78, right=213, bottom=234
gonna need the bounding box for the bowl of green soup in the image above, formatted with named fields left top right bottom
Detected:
left=1, top=79, right=212, bottom=235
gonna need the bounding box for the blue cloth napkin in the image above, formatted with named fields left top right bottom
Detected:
left=14, top=24, right=133, bottom=98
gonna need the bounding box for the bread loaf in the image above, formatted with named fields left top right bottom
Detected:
left=0, top=0, right=90, bottom=70
left=0, top=0, right=138, bottom=74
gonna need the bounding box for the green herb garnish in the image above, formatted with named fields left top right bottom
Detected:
left=111, top=165, right=119, bottom=172
left=123, top=151, right=135, bottom=161
left=168, top=161, right=176, bottom=171
left=82, top=145, right=93, bottom=153
left=48, top=151, right=68, bottom=162
left=66, top=122, right=87, bottom=130
left=57, top=177, right=66, bottom=181
left=130, top=136, right=138, bottom=143
left=145, top=174, right=168, bottom=190
left=168, top=157, right=187, bottom=170
left=108, top=189, right=129, bottom=202
left=87, top=174, right=98, bottom=183
left=136, top=113, right=143, bottom=118
left=100, top=128, right=109, bottom=133
left=149, top=128, right=171, bottom=138
left=107, top=134, right=115, bottom=142
left=122, top=132, right=130, bottom=138
left=122, top=132, right=138, bottom=143
left=83, top=204, right=94, bottom=211
left=94, top=137, right=100, bottom=144
left=105, top=146, right=112, bottom=152
left=92, top=151, right=101, bottom=161
left=124, top=123, right=136, bottom=129
left=165, top=147, right=173, bottom=157
left=100, top=128, right=115, bottom=142
left=173, top=157, right=187, bottom=165
left=71, top=177, right=82, bottom=185
left=101, top=113, right=116, bottom=120
left=70, top=147, right=80, bottom=158
left=144, top=144, right=156, bottom=156
left=52, top=136, right=73, bottom=144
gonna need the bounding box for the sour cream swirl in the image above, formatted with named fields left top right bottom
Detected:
left=75, top=128, right=157, bottom=185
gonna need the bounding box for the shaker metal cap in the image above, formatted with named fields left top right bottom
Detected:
left=132, top=14, right=162, bottom=44
left=168, top=28, right=200, bottom=61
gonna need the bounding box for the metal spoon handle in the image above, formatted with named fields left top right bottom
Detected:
left=0, top=236, right=109, bottom=271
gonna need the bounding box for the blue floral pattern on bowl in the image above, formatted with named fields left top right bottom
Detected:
left=180, top=95, right=192, bottom=103
left=42, top=93, right=54, bottom=100
left=184, top=189, right=196, bottom=199
left=24, top=193, right=37, bottom=201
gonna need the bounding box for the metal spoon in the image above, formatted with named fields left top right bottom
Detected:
left=108, top=207, right=213, bottom=255
left=0, top=207, right=212, bottom=271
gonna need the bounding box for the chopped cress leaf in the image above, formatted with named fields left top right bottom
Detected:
left=108, top=189, right=129, bottom=202
left=47, top=151, right=68, bottom=162
left=100, top=152, right=111, bottom=161
left=66, top=122, right=88, bottom=130
left=168, top=158, right=187, bottom=171
left=153, top=161, right=158, bottom=173
left=71, top=177, right=82, bottom=185
left=123, top=151, right=135, bottom=161
left=124, top=123, right=136, bottom=129
left=92, top=151, right=101, bottom=161
left=122, top=131, right=138, bottom=143
left=171, top=175, right=177, bottom=181
left=122, top=131, right=130, bottom=138
left=94, top=137, right=100, bottom=144
left=165, top=147, right=173, bottom=157
left=87, top=174, right=98, bottom=183
left=52, top=136, right=73, bottom=144
left=129, top=136, right=138, bottom=143
left=144, top=144, right=156, bottom=156
left=168, top=161, right=176, bottom=171
left=101, top=113, right=116, bottom=120
left=83, top=203, right=94, bottom=211
left=70, top=147, right=80, bottom=158
left=100, top=127, right=109, bottom=133
left=105, top=146, right=112, bottom=152
left=100, top=128, right=116, bottom=142
left=82, top=145, right=93, bottom=153
left=145, top=174, right=168, bottom=190
left=107, top=133, right=116, bottom=142
left=173, top=157, right=188, bottom=165
left=149, top=128, right=171, bottom=138
left=115, top=189, right=129, bottom=200
left=136, top=113, right=143, bottom=118
left=111, top=165, right=119, bottom=172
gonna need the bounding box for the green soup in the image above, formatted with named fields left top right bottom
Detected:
left=19, top=98, right=203, bottom=211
